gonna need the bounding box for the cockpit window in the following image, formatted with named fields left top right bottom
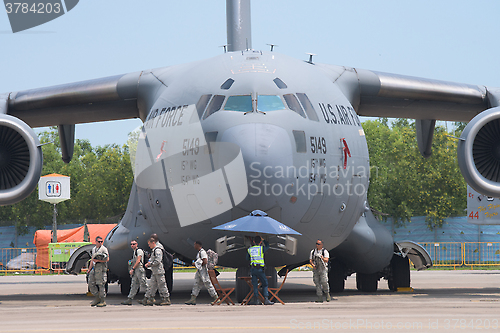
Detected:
left=224, top=95, right=253, bottom=112
left=196, top=94, right=212, bottom=119
left=297, top=93, right=319, bottom=121
left=221, top=78, right=234, bottom=90
left=283, top=94, right=306, bottom=118
left=203, top=95, right=225, bottom=119
left=257, top=95, right=286, bottom=112
left=273, top=78, right=287, bottom=89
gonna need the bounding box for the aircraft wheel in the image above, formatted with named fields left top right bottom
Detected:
left=328, top=259, right=345, bottom=293
left=356, top=273, right=378, bottom=292
left=120, top=277, right=131, bottom=296
left=165, top=268, right=173, bottom=293
left=236, top=267, right=251, bottom=303
left=388, top=254, right=410, bottom=291
left=265, top=266, right=277, bottom=289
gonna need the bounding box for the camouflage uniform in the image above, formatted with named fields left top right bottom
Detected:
left=88, top=244, right=109, bottom=300
left=191, top=248, right=217, bottom=298
left=128, top=248, right=147, bottom=299
left=145, top=246, right=170, bottom=299
left=310, top=248, right=329, bottom=296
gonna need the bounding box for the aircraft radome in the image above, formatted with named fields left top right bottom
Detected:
left=1, top=0, right=498, bottom=300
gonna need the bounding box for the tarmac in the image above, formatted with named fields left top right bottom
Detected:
left=1, top=270, right=500, bottom=332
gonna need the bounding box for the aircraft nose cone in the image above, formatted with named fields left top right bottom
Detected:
left=220, top=123, right=294, bottom=211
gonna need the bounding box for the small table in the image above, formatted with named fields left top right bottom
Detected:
left=238, top=276, right=271, bottom=305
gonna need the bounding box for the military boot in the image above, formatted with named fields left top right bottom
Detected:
left=154, top=297, right=162, bottom=305
left=315, top=295, right=323, bottom=303
left=159, top=296, right=171, bottom=306
left=137, top=297, right=146, bottom=305
left=185, top=295, right=197, bottom=305
left=143, top=297, right=154, bottom=306
left=326, top=293, right=332, bottom=302
left=210, top=294, right=219, bottom=305
left=90, top=296, right=100, bottom=307
left=121, top=298, right=133, bottom=305
left=263, top=297, right=274, bottom=305
left=96, top=298, right=107, bottom=307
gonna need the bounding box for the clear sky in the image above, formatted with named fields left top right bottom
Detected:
left=1, top=0, right=499, bottom=146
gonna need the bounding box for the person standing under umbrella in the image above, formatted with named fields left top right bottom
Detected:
left=246, top=235, right=274, bottom=305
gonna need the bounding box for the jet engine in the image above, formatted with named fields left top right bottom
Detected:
left=458, top=107, right=500, bottom=197
left=0, top=114, right=43, bottom=206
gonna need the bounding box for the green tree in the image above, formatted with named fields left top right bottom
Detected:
left=364, top=119, right=466, bottom=229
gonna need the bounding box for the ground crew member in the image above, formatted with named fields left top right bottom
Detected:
left=146, top=233, right=169, bottom=305
left=246, top=235, right=274, bottom=305
left=143, top=237, right=171, bottom=306
left=121, top=240, right=147, bottom=305
left=185, top=241, right=218, bottom=305
left=309, top=239, right=332, bottom=302
left=150, top=233, right=164, bottom=250
left=88, top=236, right=109, bottom=307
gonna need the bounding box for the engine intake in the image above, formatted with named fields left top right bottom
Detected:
left=0, top=114, right=43, bottom=205
left=458, top=107, right=500, bottom=197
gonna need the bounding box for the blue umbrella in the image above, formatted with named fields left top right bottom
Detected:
left=212, top=210, right=301, bottom=235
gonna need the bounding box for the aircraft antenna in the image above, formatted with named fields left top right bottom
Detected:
left=267, top=44, right=278, bottom=52
left=306, top=53, right=317, bottom=64
left=226, top=0, right=252, bottom=52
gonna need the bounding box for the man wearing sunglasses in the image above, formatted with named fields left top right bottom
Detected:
left=309, top=239, right=332, bottom=303
left=121, top=240, right=147, bottom=305
left=88, top=236, right=109, bottom=307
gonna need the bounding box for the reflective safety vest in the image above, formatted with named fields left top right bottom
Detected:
left=248, top=245, right=265, bottom=266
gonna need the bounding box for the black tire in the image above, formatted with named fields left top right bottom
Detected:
left=388, top=255, right=410, bottom=291
left=265, top=266, right=278, bottom=289
left=356, top=273, right=378, bottom=292
left=236, top=267, right=251, bottom=303
left=120, top=277, right=131, bottom=296
left=328, top=259, right=345, bottom=293
left=165, top=268, right=173, bottom=293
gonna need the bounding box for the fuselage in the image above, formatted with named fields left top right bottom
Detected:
left=106, top=50, right=370, bottom=276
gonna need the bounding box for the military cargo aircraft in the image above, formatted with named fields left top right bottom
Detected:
left=1, top=0, right=498, bottom=300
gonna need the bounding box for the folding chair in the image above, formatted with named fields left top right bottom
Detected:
left=208, top=270, right=235, bottom=305
left=268, top=269, right=288, bottom=305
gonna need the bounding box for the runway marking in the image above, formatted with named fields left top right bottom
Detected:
left=1, top=327, right=289, bottom=332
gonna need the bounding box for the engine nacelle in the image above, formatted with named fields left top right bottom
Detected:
left=0, top=114, right=43, bottom=205
left=458, top=107, right=500, bottom=197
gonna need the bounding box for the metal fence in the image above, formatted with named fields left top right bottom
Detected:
left=463, top=242, right=500, bottom=267
left=0, top=247, right=47, bottom=273
left=2, top=242, right=500, bottom=273
left=420, top=242, right=464, bottom=267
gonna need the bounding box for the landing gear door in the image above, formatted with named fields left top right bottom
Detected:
left=396, top=240, right=433, bottom=271
left=216, top=236, right=228, bottom=256
left=285, top=235, right=297, bottom=256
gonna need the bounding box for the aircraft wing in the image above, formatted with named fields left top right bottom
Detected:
left=354, top=69, right=494, bottom=122
left=2, top=71, right=144, bottom=127
left=317, top=64, right=500, bottom=122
